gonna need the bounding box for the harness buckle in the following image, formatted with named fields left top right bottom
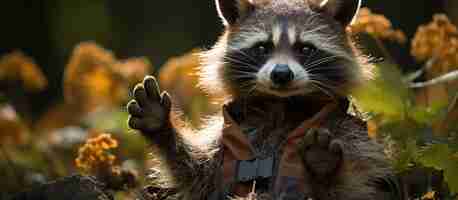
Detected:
left=236, top=156, right=274, bottom=182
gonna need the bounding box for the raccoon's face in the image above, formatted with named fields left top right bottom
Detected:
left=201, top=0, right=364, bottom=99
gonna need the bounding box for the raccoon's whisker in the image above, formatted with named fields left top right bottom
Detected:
left=229, top=69, right=256, bottom=74
left=309, top=74, right=337, bottom=85
left=226, top=47, right=258, bottom=64
left=223, top=54, right=254, bottom=65
left=304, top=55, right=339, bottom=70
left=239, top=81, right=258, bottom=95
left=228, top=77, right=254, bottom=84
left=305, top=46, right=322, bottom=63
left=236, top=65, right=258, bottom=72
left=309, top=73, right=338, bottom=86
left=237, top=79, right=256, bottom=86
left=309, top=73, right=340, bottom=84
left=306, top=55, right=338, bottom=66
left=303, top=24, right=329, bottom=34
left=312, top=74, right=347, bottom=85
left=309, top=76, right=340, bottom=93
left=232, top=73, right=255, bottom=77
left=229, top=69, right=257, bottom=77
left=227, top=46, right=256, bottom=61
left=294, top=73, right=309, bottom=81
left=230, top=76, right=255, bottom=81
left=306, top=65, right=343, bottom=73
left=247, top=84, right=257, bottom=97
left=223, top=56, right=258, bottom=71
left=240, top=83, right=254, bottom=90
left=312, top=84, right=334, bottom=99
left=223, top=58, right=254, bottom=68
left=228, top=75, right=255, bottom=81
left=309, top=80, right=336, bottom=100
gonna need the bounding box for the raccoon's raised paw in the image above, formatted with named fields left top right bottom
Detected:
left=127, top=76, right=172, bottom=134
left=303, top=128, right=343, bottom=177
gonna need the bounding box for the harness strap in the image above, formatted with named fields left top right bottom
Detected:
left=220, top=103, right=338, bottom=198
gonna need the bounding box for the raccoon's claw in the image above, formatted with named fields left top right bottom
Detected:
left=303, top=128, right=331, bottom=148
left=127, top=76, right=172, bottom=134
left=303, top=128, right=343, bottom=177
left=329, top=140, right=343, bottom=155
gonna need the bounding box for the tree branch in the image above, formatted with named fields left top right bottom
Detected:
left=403, top=58, right=437, bottom=83
left=409, top=70, right=458, bottom=88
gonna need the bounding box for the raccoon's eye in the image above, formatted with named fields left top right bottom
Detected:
left=251, top=42, right=273, bottom=56
left=295, top=43, right=317, bottom=56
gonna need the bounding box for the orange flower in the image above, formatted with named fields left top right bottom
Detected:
left=36, top=42, right=152, bottom=132
left=75, top=133, right=119, bottom=173
left=349, top=8, right=406, bottom=44
left=64, top=42, right=123, bottom=110
left=0, top=51, right=47, bottom=91
left=411, top=14, right=458, bottom=69
left=63, top=42, right=152, bottom=112
left=97, top=133, right=119, bottom=149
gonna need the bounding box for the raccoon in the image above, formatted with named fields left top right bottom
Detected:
left=127, top=0, right=394, bottom=199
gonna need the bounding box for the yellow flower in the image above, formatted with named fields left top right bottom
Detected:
left=98, top=133, right=119, bottom=149
left=349, top=8, right=406, bottom=44
left=75, top=133, right=119, bottom=174
left=411, top=14, right=458, bottom=69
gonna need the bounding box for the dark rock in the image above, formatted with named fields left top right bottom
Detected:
left=138, top=185, right=177, bottom=200
left=9, top=175, right=113, bottom=200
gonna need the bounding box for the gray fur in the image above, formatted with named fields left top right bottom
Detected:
left=128, top=0, right=392, bottom=199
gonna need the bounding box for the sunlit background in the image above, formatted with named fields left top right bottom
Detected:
left=0, top=1, right=454, bottom=115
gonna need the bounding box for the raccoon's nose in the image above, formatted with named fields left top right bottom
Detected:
left=271, top=64, right=294, bottom=86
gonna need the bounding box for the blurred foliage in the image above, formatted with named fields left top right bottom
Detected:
left=0, top=42, right=153, bottom=198
left=411, top=14, right=458, bottom=70
left=76, top=133, right=139, bottom=191
left=158, top=49, right=221, bottom=127
left=0, top=51, right=47, bottom=91
left=351, top=8, right=458, bottom=198
left=349, top=8, right=407, bottom=44
left=0, top=6, right=457, bottom=200
left=0, top=40, right=213, bottom=199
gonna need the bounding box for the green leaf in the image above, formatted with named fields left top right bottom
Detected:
left=410, top=105, right=446, bottom=125
left=391, top=139, right=419, bottom=172
left=378, top=119, right=424, bottom=145
left=353, top=62, right=411, bottom=120
left=418, top=144, right=458, bottom=193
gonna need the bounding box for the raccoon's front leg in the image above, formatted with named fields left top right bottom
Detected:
left=303, top=128, right=343, bottom=178
left=127, top=76, right=197, bottom=182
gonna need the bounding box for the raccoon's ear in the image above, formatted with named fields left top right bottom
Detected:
left=311, top=0, right=361, bottom=26
left=215, top=0, right=255, bottom=26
